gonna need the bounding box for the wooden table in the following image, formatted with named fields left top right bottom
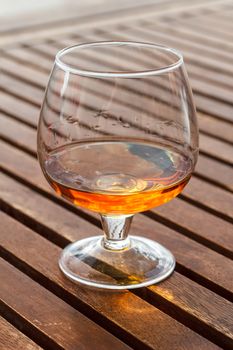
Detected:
left=0, top=1, right=233, bottom=349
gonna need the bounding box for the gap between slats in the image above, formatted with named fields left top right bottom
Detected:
left=0, top=74, right=232, bottom=195
left=1, top=69, right=232, bottom=223
left=1, top=109, right=232, bottom=224
left=22, top=41, right=233, bottom=145
left=1, top=162, right=232, bottom=262
left=1, top=48, right=232, bottom=169
left=0, top=246, right=227, bottom=350
left=0, top=171, right=232, bottom=303
left=1, top=126, right=233, bottom=256
left=0, top=211, right=232, bottom=349
left=4, top=27, right=233, bottom=128
left=0, top=257, right=135, bottom=350
left=0, top=305, right=64, bottom=350
left=4, top=34, right=233, bottom=128
left=0, top=3, right=232, bottom=349
left=0, top=316, right=42, bottom=350
left=0, top=74, right=232, bottom=220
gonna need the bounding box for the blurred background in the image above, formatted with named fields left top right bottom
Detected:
left=1, top=0, right=226, bottom=48
left=0, top=0, right=167, bottom=37
left=0, top=0, right=232, bottom=169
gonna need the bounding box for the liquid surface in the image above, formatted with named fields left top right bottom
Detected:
left=45, top=141, right=193, bottom=214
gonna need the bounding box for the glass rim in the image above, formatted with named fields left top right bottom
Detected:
left=55, top=41, right=183, bottom=78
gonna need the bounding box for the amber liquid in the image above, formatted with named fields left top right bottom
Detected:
left=45, top=141, right=192, bottom=215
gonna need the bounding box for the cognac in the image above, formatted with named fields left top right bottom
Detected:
left=45, top=140, right=192, bottom=215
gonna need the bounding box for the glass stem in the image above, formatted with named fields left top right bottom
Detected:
left=100, top=214, right=133, bottom=251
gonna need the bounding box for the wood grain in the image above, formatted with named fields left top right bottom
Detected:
left=195, top=154, right=233, bottom=192
left=1, top=139, right=232, bottom=260
left=66, top=26, right=232, bottom=120
left=0, top=73, right=42, bottom=107
left=156, top=16, right=233, bottom=55
left=0, top=3, right=233, bottom=349
left=142, top=20, right=233, bottom=63
left=0, top=212, right=226, bottom=349
left=95, top=25, right=233, bottom=122
left=0, top=259, right=132, bottom=350
left=0, top=0, right=219, bottom=48
left=73, top=28, right=233, bottom=92
left=2, top=45, right=233, bottom=153
left=197, top=113, right=233, bottom=145
left=0, top=113, right=36, bottom=156
left=0, top=317, right=42, bottom=350
left=1, top=57, right=232, bottom=190
left=2, top=110, right=232, bottom=222
left=8, top=44, right=233, bottom=144
left=0, top=90, right=38, bottom=128
left=182, top=177, right=233, bottom=221
left=0, top=171, right=99, bottom=246
left=1, top=171, right=232, bottom=300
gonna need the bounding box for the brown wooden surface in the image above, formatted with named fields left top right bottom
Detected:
left=1, top=1, right=233, bottom=349
left=0, top=317, right=42, bottom=350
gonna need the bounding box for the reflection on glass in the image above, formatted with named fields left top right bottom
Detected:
left=37, top=42, right=198, bottom=289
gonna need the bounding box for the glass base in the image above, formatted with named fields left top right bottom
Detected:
left=59, top=235, right=175, bottom=290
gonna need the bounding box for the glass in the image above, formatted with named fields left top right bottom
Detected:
left=37, top=41, right=198, bottom=289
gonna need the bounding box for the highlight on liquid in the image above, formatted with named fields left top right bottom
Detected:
left=44, top=140, right=193, bottom=214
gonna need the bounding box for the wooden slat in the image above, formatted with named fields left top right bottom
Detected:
left=200, top=134, right=233, bottom=165
left=39, top=40, right=233, bottom=166
left=1, top=91, right=233, bottom=198
left=165, top=15, right=233, bottom=47
left=16, top=43, right=233, bottom=144
left=0, top=56, right=46, bottom=89
left=1, top=51, right=232, bottom=169
left=0, top=0, right=221, bottom=48
left=197, top=113, right=233, bottom=145
left=0, top=65, right=232, bottom=223
left=0, top=90, right=38, bottom=128
left=150, top=17, right=233, bottom=54
left=140, top=20, right=233, bottom=63
left=0, top=259, right=132, bottom=350
left=1, top=212, right=231, bottom=349
left=3, top=48, right=53, bottom=73
left=195, top=155, right=233, bottom=192
left=148, top=7, right=232, bottom=45
left=0, top=0, right=153, bottom=34
left=85, top=23, right=233, bottom=88
left=212, top=10, right=233, bottom=23
left=0, top=0, right=197, bottom=35
left=0, top=113, right=36, bottom=155
left=70, top=26, right=233, bottom=89
left=7, top=40, right=233, bottom=96
left=16, top=41, right=233, bottom=164
left=0, top=317, right=42, bottom=350
left=0, top=169, right=99, bottom=244
left=53, top=36, right=233, bottom=123
left=2, top=66, right=231, bottom=203
left=1, top=171, right=232, bottom=300
left=132, top=215, right=233, bottom=299
left=1, top=80, right=232, bottom=180
left=0, top=3, right=232, bottom=350
left=148, top=276, right=233, bottom=349
left=1, top=139, right=232, bottom=260
left=183, top=11, right=233, bottom=37
left=88, top=25, right=233, bottom=122
left=151, top=198, right=233, bottom=258
left=6, top=45, right=233, bottom=145
left=0, top=73, right=42, bottom=107
left=182, top=178, right=233, bottom=221
left=4, top=40, right=233, bottom=127
left=1, top=101, right=233, bottom=222
left=193, top=95, right=233, bottom=124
